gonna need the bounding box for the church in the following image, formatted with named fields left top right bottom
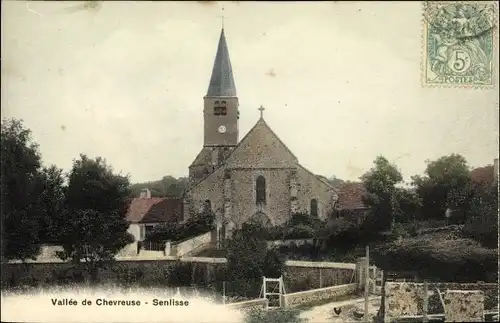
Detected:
left=181, top=28, right=339, bottom=240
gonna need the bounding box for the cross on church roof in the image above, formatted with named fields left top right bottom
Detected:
left=259, top=105, right=265, bottom=118
left=219, top=5, right=227, bottom=29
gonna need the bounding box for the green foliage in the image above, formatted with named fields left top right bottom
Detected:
left=361, top=156, right=404, bottom=231
left=458, top=179, right=498, bottom=248
left=392, top=187, right=422, bottom=223
left=146, top=210, right=215, bottom=242
left=166, top=261, right=193, bottom=287
left=325, top=217, right=367, bottom=251
left=130, top=175, right=188, bottom=197
left=244, top=308, right=306, bottom=323
left=225, top=219, right=285, bottom=281
left=57, top=155, right=134, bottom=282
left=412, top=154, right=473, bottom=221
left=112, top=264, right=144, bottom=285
left=372, top=233, right=498, bottom=282
left=266, top=212, right=327, bottom=240
left=1, top=118, right=43, bottom=261
left=34, top=165, right=67, bottom=243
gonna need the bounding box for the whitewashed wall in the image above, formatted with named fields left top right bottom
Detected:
left=127, top=224, right=142, bottom=241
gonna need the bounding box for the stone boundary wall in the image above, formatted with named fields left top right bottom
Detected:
left=267, top=239, right=320, bottom=248
left=171, top=231, right=212, bottom=257
left=383, top=282, right=499, bottom=322
left=225, top=298, right=268, bottom=310
left=283, top=283, right=358, bottom=308
left=9, top=257, right=357, bottom=268
left=286, top=260, right=356, bottom=270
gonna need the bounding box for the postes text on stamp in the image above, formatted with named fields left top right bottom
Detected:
left=423, top=1, right=496, bottom=87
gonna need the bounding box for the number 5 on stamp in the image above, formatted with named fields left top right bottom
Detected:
left=422, top=1, right=497, bottom=88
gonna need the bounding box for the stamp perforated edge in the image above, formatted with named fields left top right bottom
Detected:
left=420, top=0, right=499, bottom=89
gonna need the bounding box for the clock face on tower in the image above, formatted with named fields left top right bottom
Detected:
left=218, top=125, right=226, bottom=133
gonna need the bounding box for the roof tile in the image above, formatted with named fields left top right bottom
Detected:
left=126, top=197, right=183, bottom=224
left=337, top=182, right=368, bottom=210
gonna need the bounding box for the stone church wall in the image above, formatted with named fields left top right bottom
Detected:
left=229, top=168, right=294, bottom=228
left=184, top=168, right=225, bottom=220
left=296, top=166, right=337, bottom=220
left=224, top=120, right=298, bottom=169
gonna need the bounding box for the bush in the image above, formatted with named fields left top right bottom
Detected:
left=167, top=261, right=193, bottom=287
left=372, top=235, right=498, bottom=282
left=146, top=211, right=215, bottom=242
left=112, top=264, right=144, bottom=286
left=461, top=216, right=498, bottom=248
left=225, top=220, right=285, bottom=281
left=265, top=213, right=327, bottom=240
left=283, top=224, right=317, bottom=239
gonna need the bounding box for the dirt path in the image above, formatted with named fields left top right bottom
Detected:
left=299, top=296, right=381, bottom=323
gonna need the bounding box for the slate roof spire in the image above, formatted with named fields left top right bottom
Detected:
left=206, top=28, right=237, bottom=97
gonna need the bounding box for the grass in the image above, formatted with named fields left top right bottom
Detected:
left=294, top=292, right=364, bottom=311
left=244, top=308, right=306, bottom=323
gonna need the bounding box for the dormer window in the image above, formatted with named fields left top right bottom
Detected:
left=214, top=100, right=227, bottom=116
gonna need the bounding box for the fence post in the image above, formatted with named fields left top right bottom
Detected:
left=372, top=267, right=376, bottom=294
left=356, top=257, right=366, bottom=290
left=165, top=240, right=171, bottom=256
left=423, top=280, right=429, bottom=323
left=364, top=245, right=370, bottom=323
left=222, top=281, right=226, bottom=305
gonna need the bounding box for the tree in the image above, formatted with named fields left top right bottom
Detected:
left=57, top=155, right=134, bottom=282
left=130, top=175, right=189, bottom=197
left=412, top=154, right=472, bottom=221
left=392, top=187, right=422, bottom=223
left=225, top=219, right=284, bottom=281
left=462, top=180, right=498, bottom=248
left=34, top=165, right=66, bottom=243
left=360, top=156, right=403, bottom=231
left=1, top=118, right=42, bottom=261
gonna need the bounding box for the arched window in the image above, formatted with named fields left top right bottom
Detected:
left=214, top=101, right=227, bottom=116
left=310, top=199, right=318, bottom=217
left=256, top=176, right=266, bottom=205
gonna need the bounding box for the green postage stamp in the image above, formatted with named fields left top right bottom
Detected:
left=422, top=1, right=497, bottom=87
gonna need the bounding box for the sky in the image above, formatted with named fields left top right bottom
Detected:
left=2, top=1, right=499, bottom=184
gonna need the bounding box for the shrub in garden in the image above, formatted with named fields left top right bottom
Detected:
left=112, top=264, right=144, bottom=286
left=372, top=234, right=498, bottom=282
left=146, top=210, right=215, bottom=243
left=167, top=261, right=193, bottom=287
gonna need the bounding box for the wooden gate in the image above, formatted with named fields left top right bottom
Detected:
left=260, top=276, right=286, bottom=309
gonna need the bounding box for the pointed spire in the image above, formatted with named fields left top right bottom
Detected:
left=206, top=28, right=237, bottom=97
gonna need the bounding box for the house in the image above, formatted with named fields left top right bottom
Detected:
left=333, top=182, right=371, bottom=224
left=125, top=188, right=183, bottom=241
left=470, top=165, right=495, bottom=187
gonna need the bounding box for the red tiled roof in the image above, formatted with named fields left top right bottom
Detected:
left=126, top=197, right=183, bottom=224
left=336, top=182, right=368, bottom=210
left=470, top=166, right=494, bottom=186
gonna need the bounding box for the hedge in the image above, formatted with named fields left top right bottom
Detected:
left=372, top=234, right=498, bottom=282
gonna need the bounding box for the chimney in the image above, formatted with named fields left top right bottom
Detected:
left=140, top=188, right=151, bottom=199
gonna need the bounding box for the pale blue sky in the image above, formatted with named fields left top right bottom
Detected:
left=2, top=1, right=499, bottom=183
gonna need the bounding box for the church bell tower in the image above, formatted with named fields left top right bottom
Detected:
left=204, top=28, right=239, bottom=146
left=189, top=28, right=239, bottom=185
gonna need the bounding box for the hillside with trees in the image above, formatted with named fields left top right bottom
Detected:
left=130, top=176, right=188, bottom=198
